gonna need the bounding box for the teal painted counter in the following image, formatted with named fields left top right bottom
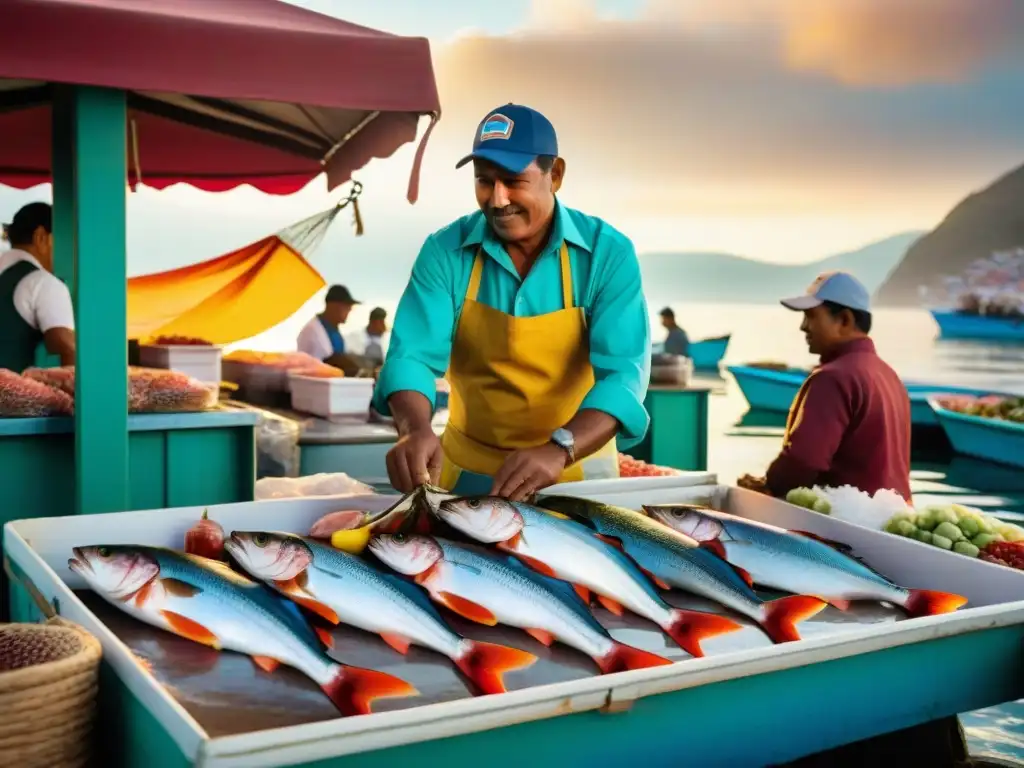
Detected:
left=622, top=386, right=710, bottom=471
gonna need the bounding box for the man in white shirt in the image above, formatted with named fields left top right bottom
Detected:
left=295, top=284, right=360, bottom=361
left=0, top=202, right=76, bottom=370
left=345, top=307, right=389, bottom=367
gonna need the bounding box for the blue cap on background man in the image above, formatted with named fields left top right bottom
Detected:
left=781, top=271, right=872, bottom=313
left=455, top=104, right=558, bottom=174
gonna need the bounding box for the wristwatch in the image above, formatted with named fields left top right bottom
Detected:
left=550, top=427, right=576, bottom=465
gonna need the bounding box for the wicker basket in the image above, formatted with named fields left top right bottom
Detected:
left=0, top=617, right=103, bottom=768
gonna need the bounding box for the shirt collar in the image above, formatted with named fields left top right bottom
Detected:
left=2, top=248, right=43, bottom=270
left=460, top=201, right=591, bottom=255
left=821, top=336, right=875, bottom=364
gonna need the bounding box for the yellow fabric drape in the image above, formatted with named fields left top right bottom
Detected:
left=127, top=235, right=325, bottom=345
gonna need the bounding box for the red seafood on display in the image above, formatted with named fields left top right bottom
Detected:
left=0, top=369, right=74, bottom=416
left=982, top=541, right=1024, bottom=570
left=184, top=510, right=226, bottom=560
left=617, top=453, right=681, bottom=478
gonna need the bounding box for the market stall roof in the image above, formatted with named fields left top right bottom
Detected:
left=0, top=0, right=441, bottom=199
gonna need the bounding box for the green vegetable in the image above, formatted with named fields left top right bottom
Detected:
left=953, top=541, right=980, bottom=558
left=975, top=516, right=996, bottom=535
left=933, top=522, right=965, bottom=542
left=930, top=507, right=959, bottom=526
left=912, top=530, right=934, bottom=545
left=998, top=524, right=1024, bottom=543
left=812, top=498, right=832, bottom=515
left=895, top=520, right=918, bottom=537
left=972, top=533, right=1002, bottom=550
left=931, top=534, right=953, bottom=550
left=957, top=516, right=981, bottom=538
left=915, top=512, right=937, bottom=531
left=786, top=488, right=818, bottom=510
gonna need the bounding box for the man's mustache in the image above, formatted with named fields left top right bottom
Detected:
left=489, top=206, right=522, bottom=217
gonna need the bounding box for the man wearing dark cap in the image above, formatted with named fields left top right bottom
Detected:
left=296, top=284, right=360, bottom=361
left=0, top=202, right=76, bottom=369
left=375, top=104, right=651, bottom=497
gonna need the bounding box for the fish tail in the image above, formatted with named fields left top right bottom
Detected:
left=322, top=664, right=418, bottom=716
left=904, top=589, right=968, bottom=617
left=455, top=640, right=537, bottom=695
left=596, top=642, right=674, bottom=674
left=666, top=609, right=743, bottom=658
left=761, top=595, right=828, bottom=644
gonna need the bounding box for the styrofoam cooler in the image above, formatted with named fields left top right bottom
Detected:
left=139, top=344, right=223, bottom=385
left=289, top=374, right=374, bottom=417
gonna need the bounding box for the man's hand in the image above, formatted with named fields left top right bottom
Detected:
left=386, top=429, right=442, bottom=493
left=491, top=443, right=568, bottom=501
left=737, top=473, right=770, bottom=495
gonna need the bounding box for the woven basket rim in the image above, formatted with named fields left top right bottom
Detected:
left=0, top=619, right=102, bottom=692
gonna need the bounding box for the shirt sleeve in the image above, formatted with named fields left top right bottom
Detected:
left=296, top=321, right=330, bottom=361
left=373, top=236, right=456, bottom=414
left=766, top=370, right=850, bottom=497
left=579, top=238, right=651, bottom=448
left=29, top=272, right=75, bottom=333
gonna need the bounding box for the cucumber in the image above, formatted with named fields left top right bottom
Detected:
left=812, top=498, right=832, bottom=515
left=913, top=530, right=934, bottom=545
left=895, top=520, right=918, bottom=537
left=957, top=516, right=981, bottom=538
left=972, top=533, right=1002, bottom=550
left=953, top=541, right=980, bottom=558
left=933, top=522, right=965, bottom=542
left=931, top=508, right=959, bottom=526
left=915, top=512, right=938, bottom=532
left=931, top=534, right=953, bottom=550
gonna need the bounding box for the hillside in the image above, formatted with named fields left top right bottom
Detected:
left=639, top=232, right=921, bottom=305
left=876, top=163, right=1024, bottom=305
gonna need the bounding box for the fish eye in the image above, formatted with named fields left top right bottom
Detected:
left=253, top=533, right=269, bottom=547
left=98, top=547, right=110, bottom=558
left=468, top=499, right=480, bottom=509
left=393, top=533, right=406, bottom=543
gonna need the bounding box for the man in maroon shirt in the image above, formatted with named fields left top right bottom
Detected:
left=743, top=271, right=912, bottom=501
left=751, top=273, right=967, bottom=767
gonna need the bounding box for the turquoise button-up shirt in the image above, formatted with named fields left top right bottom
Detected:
left=374, top=202, right=651, bottom=448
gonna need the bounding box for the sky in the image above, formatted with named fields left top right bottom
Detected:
left=3, top=0, right=1024, bottom=276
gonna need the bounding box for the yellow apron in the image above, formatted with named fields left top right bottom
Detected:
left=438, top=243, right=619, bottom=493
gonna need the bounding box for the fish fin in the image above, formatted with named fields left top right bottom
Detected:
left=540, top=508, right=571, bottom=520
left=791, top=530, right=854, bottom=554
left=594, top=533, right=624, bottom=550
left=639, top=567, right=672, bottom=590
left=826, top=598, right=851, bottom=611
left=160, top=578, right=202, bottom=598
left=512, top=552, right=559, bottom=579
left=525, top=628, right=557, bottom=647
left=130, top=581, right=155, bottom=608
left=666, top=609, right=742, bottom=657
left=160, top=611, right=221, bottom=650
left=596, top=594, right=625, bottom=616
left=731, top=565, right=755, bottom=589
left=904, top=590, right=967, bottom=617
left=699, top=539, right=728, bottom=560
left=286, top=594, right=341, bottom=625
left=573, top=584, right=592, bottom=604
left=322, top=665, right=418, bottom=716
left=379, top=632, right=412, bottom=655
left=314, top=626, right=335, bottom=649
left=502, top=532, right=522, bottom=549
left=455, top=640, right=536, bottom=695
left=596, top=643, right=673, bottom=674
left=251, top=655, right=280, bottom=673
left=761, top=596, right=828, bottom=643
left=413, top=561, right=443, bottom=586
left=436, top=592, right=498, bottom=626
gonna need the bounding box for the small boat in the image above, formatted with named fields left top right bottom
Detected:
left=688, top=334, right=731, bottom=371
left=929, top=398, right=1024, bottom=469
left=931, top=309, right=1024, bottom=342
left=728, top=364, right=1012, bottom=427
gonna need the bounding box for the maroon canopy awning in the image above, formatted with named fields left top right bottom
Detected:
left=0, top=0, right=441, bottom=199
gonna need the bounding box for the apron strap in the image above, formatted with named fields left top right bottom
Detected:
left=559, top=242, right=573, bottom=310
left=467, top=249, right=486, bottom=302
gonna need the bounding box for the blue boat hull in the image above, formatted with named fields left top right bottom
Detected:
left=932, top=403, right=1024, bottom=469
left=729, top=365, right=1009, bottom=427
left=689, top=335, right=731, bottom=371
left=932, top=309, right=1024, bottom=342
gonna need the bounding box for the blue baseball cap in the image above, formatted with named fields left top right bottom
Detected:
left=455, top=104, right=558, bottom=174
left=781, top=271, right=872, bottom=313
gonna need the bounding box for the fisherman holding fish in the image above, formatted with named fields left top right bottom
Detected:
left=374, top=104, right=650, bottom=498
left=739, top=272, right=912, bottom=501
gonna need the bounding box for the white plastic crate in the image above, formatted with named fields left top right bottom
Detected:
left=288, top=373, right=374, bottom=417
left=138, top=344, right=223, bottom=385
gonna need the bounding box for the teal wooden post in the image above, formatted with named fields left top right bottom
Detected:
left=63, top=86, right=130, bottom=514
left=34, top=86, right=79, bottom=370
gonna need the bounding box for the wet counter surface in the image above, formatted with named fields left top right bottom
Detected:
left=78, top=575, right=905, bottom=739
